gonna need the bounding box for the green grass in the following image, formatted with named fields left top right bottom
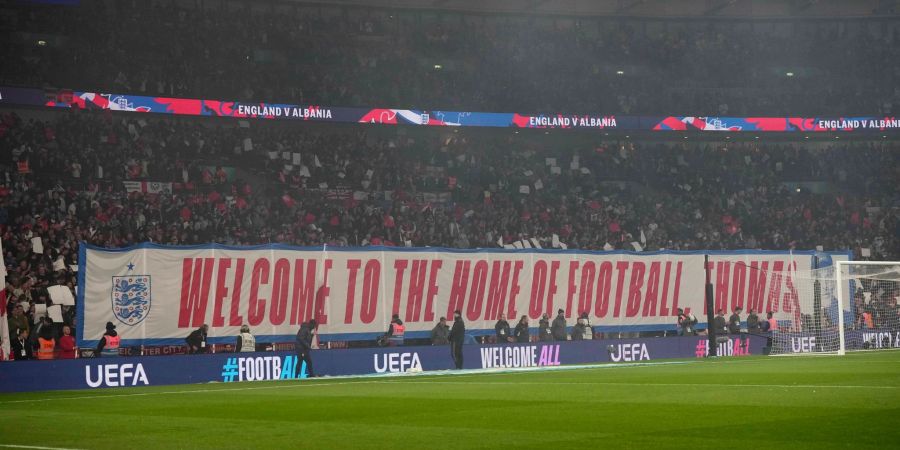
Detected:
left=1, top=352, right=899, bottom=449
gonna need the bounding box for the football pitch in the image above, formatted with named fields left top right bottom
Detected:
left=1, top=351, right=898, bottom=449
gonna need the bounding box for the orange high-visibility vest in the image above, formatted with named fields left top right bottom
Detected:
left=37, top=338, right=56, bottom=360
left=863, top=312, right=874, bottom=329
left=101, top=335, right=121, bottom=357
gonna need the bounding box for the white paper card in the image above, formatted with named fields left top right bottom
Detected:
left=48, top=285, right=76, bottom=305
left=31, top=237, right=43, bottom=254
left=47, top=305, right=63, bottom=323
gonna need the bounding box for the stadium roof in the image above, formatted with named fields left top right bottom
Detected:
left=291, top=0, right=897, bottom=18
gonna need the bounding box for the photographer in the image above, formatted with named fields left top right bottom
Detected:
left=185, top=324, right=209, bottom=354
left=677, top=308, right=697, bottom=336
left=430, top=317, right=450, bottom=346
left=514, top=315, right=530, bottom=343
left=236, top=325, right=255, bottom=352
left=538, top=313, right=553, bottom=342
left=728, top=307, right=743, bottom=334
left=495, top=313, right=512, bottom=343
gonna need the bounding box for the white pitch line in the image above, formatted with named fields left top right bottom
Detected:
left=0, top=445, right=85, bottom=450
left=382, top=380, right=899, bottom=390
left=0, top=380, right=383, bottom=405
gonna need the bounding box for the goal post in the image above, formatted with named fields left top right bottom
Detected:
left=835, top=260, right=900, bottom=353
left=835, top=262, right=846, bottom=356
left=768, top=260, right=900, bottom=356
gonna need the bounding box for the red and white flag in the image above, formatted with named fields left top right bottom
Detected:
left=123, top=181, right=172, bottom=194
left=0, top=238, right=10, bottom=361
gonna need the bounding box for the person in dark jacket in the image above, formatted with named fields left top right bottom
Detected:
left=746, top=309, right=760, bottom=333
left=538, top=313, right=553, bottom=341
left=571, top=317, right=585, bottom=341
left=569, top=312, right=590, bottom=339
left=295, top=319, right=317, bottom=377
left=494, top=313, right=511, bottom=343
left=677, top=308, right=697, bottom=335
left=11, top=329, right=33, bottom=360
left=449, top=310, right=465, bottom=369
left=430, top=317, right=450, bottom=345
left=185, top=324, right=209, bottom=354
left=96, top=321, right=121, bottom=357
left=551, top=309, right=567, bottom=341
left=514, top=315, right=530, bottom=343
left=728, top=307, right=742, bottom=334
left=714, top=310, right=728, bottom=335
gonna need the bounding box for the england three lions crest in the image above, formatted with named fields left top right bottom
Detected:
left=111, top=275, right=151, bottom=325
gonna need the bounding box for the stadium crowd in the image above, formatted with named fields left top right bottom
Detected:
left=1, top=0, right=898, bottom=115
left=2, top=107, right=898, bottom=358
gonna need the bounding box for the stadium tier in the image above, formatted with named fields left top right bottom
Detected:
left=1, top=0, right=898, bottom=116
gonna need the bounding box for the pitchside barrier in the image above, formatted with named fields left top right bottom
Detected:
left=0, top=335, right=767, bottom=393
left=76, top=243, right=850, bottom=347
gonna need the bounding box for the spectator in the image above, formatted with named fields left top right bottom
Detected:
left=11, top=329, right=33, bottom=360
left=7, top=305, right=29, bottom=339
left=58, top=324, right=76, bottom=359
left=430, top=317, right=449, bottom=346
left=551, top=309, right=567, bottom=341
left=514, top=315, right=530, bottom=343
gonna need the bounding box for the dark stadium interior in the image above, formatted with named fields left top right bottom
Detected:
left=2, top=0, right=898, bottom=115
left=1, top=0, right=898, bottom=354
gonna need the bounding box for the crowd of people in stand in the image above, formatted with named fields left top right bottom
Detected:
left=2, top=0, right=898, bottom=115
left=2, top=106, right=897, bottom=359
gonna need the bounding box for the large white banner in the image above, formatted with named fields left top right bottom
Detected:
left=78, top=244, right=846, bottom=345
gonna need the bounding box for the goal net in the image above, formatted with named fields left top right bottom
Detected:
left=769, top=260, right=900, bottom=355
